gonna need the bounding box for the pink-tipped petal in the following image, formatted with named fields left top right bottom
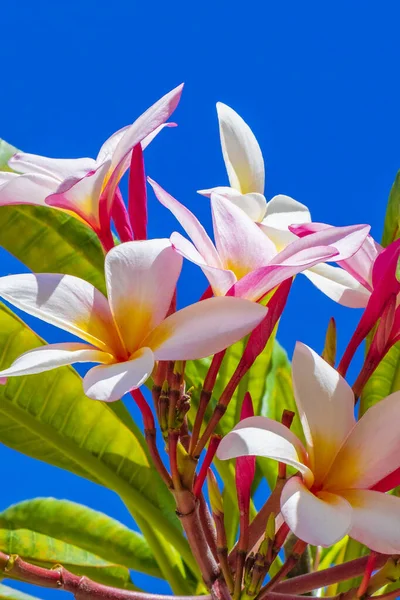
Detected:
left=342, top=489, right=400, bottom=554
left=0, top=273, right=119, bottom=354
left=0, top=343, right=113, bottom=378
left=292, top=343, right=355, bottom=485
left=324, top=391, right=400, bottom=491
left=303, top=264, right=371, bottom=308
left=236, top=392, right=256, bottom=513
left=105, top=239, right=182, bottom=354
left=216, top=102, right=264, bottom=194
left=128, top=144, right=147, bottom=240
left=0, top=173, right=59, bottom=207
left=170, top=232, right=236, bottom=296
left=217, top=416, right=313, bottom=486
left=9, top=152, right=96, bottom=181
left=281, top=476, right=352, bottom=547
left=149, top=179, right=221, bottom=267
left=211, top=193, right=276, bottom=273
left=111, top=188, right=133, bottom=242
left=83, top=347, right=155, bottom=402
left=145, top=296, right=267, bottom=361
left=46, top=160, right=112, bottom=230
left=199, top=187, right=267, bottom=222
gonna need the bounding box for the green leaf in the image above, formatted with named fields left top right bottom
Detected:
left=0, top=302, right=197, bottom=590
left=0, top=584, right=42, bottom=600
left=0, top=140, right=17, bottom=172
left=361, top=342, right=400, bottom=414
left=0, top=498, right=162, bottom=579
left=382, top=169, right=400, bottom=247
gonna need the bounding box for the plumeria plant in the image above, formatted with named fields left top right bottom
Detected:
left=1, top=85, right=400, bottom=600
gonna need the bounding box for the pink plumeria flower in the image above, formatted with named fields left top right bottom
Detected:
left=197, top=103, right=371, bottom=307
left=149, top=178, right=370, bottom=302
left=217, top=343, right=400, bottom=553
left=0, top=239, right=267, bottom=402
left=0, top=85, right=183, bottom=249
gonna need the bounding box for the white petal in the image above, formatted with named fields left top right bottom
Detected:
left=281, top=476, right=352, bottom=547
left=0, top=274, right=120, bottom=354
left=342, top=489, right=400, bottom=554
left=292, top=343, right=356, bottom=486
left=198, top=186, right=267, bottom=222
left=262, top=195, right=311, bottom=229
left=0, top=343, right=113, bottom=377
left=144, top=296, right=267, bottom=361
left=0, top=173, right=59, bottom=207
left=324, top=390, right=400, bottom=491
left=304, top=264, right=371, bottom=308
left=217, top=416, right=313, bottom=486
left=217, top=102, right=265, bottom=194
left=105, top=239, right=182, bottom=354
left=83, top=348, right=155, bottom=402
left=9, top=152, right=96, bottom=180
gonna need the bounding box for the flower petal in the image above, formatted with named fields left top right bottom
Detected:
left=170, top=232, right=236, bottom=296
left=198, top=186, right=267, bottom=222
left=0, top=173, right=59, bottom=207
left=0, top=343, right=113, bottom=378
left=46, top=160, right=111, bottom=230
left=211, top=192, right=276, bottom=275
left=144, top=296, right=268, bottom=361
left=0, top=273, right=119, bottom=353
left=105, top=239, right=182, bottom=354
left=260, top=195, right=311, bottom=250
left=9, top=152, right=96, bottom=181
left=341, top=489, right=400, bottom=554
left=292, top=343, right=356, bottom=485
left=149, top=178, right=222, bottom=267
left=324, top=390, right=400, bottom=491
left=303, top=264, right=371, bottom=308
left=216, top=102, right=264, bottom=194
left=281, top=476, right=352, bottom=547
left=217, top=416, right=313, bottom=486
left=83, top=347, right=155, bottom=402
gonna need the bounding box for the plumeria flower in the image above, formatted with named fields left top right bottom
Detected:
left=198, top=103, right=371, bottom=307
left=0, top=85, right=183, bottom=249
left=217, top=343, right=400, bottom=553
left=0, top=239, right=267, bottom=402
left=150, top=178, right=370, bottom=302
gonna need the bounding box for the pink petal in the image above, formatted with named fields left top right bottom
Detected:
left=281, top=476, right=352, bottom=547
left=128, top=144, right=147, bottom=241
left=198, top=187, right=267, bottom=222
left=144, top=296, right=268, bottom=361
left=170, top=232, right=236, bottom=296
left=111, top=188, right=133, bottom=242
left=303, top=264, right=371, bottom=308
left=0, top=173, right=59, bottom=207
left=149, top=178, right=221, bottom=267
left=341, top=489, right=400, bottom=554
left=216, top=102, right=265, bottom=194
left=324, top=390, right=400, bottom=491
left=0, top=342, right=112, bottom=378
left=105, top=239, right=182, bottom=354
left=46, top=160, right=112, bottom=230
left=210, top=192, right=276, bottom=272
left=217, top=416, right=313, bottom=486
left=9, top=152, right=96, bottom=181
left=83, top=347, right=155, bottom=402
left=236, top=393, right=256, bottom=513
left=0, top=273, right=119, bottom=354
left=292, top=343, right=356, bottom=486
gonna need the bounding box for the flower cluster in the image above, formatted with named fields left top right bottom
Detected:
left=1, top=84, right=400, bottom=596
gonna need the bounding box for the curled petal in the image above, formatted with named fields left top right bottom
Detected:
left=9, top=152, right=95, bottom=181
left=281, top=476, right=352, bottom=547
left=217, top=102, right=264, bottom=194
left=217, top=416, right=313, bottom=487
left=83, top=347, right=155, bottom=402
left=292, top=343, right=355, bottom=485
left=260, top=195, right=311, bottom=250
left=198, top=186, right=267, bottom=222
left=303, top=264, right=370, bottom=308
left=342, top=489, right=400, bottom=554
left=105, top=239, right=182, bottom=354
left=145, top=297, right=268, bottom=361
left=0, top=343, right=113, bottom=378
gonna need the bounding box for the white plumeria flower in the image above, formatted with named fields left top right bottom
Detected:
left=0, top=239, right=267, bottom=402
left=0, top=85, right=182, bottom=248
left=198, top=103, right=370, bottom=308
left=217, top=343, right=400, bottom=553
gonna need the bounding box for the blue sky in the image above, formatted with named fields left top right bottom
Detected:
left=1, top=1, right=400, bottom=597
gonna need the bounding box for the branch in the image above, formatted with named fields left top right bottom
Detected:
left=0, top=551, right=209, bottom=600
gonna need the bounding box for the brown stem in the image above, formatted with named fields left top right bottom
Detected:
left=169, top=430, right=182, bottom=490
left=0, top=551, right=209, bottom=600
left=260, top=540, right=307, bottom=593
left=145, top=427, right=173, bottom=488
left=273, top=554, right=390, bottom=596
left=199, top=494, right=219, bottom=563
